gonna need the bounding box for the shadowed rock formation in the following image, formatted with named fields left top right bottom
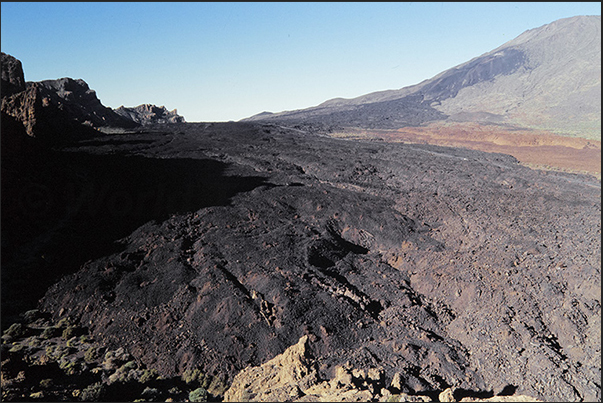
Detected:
left=32, top=77, right=139, bottom=129
left=1, top=52, right=26, bottom=97
left=114, top=104, right=185, bottom=124
left=1, top=52, right=139, bottom=143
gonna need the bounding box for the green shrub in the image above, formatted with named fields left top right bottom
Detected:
left=57, top=318, right=71, bottom=328
left=45, top=345, right=69, bottom=360
left=121, top=360, right=137, bottom=371
left=108, top=372, right=125, bottom=384
left=28, top=336, right=41, bottom=347
left=45, top=346, right=55, bottom=358
left=168, top=386, right=181, bottom=395
left=9, top=344, right=24, bottom=353
left=106, top=360, right=136, bottom=384
left=59, top=346, right=70, bottom=358
left=189, top=387, right=208, bottom=402
left=84, top=346, right=98, bottom=363
left=59, top=359, right=78, bottom=376
left=182, top=368, right=205, bottom=385
left=139, top=368, right=159, bottom=384
left=3, top=323, right=24, bottom=338
left=141, top=387, right=159, bottom=399
left=80, top=382, right=103, bottom=401
left=39, top=378, right=53, bottom=388
left=66, top=337, right=79, bottom=347
left=22, top=310, right=40, bottom=324
left=40, top=326, right=58, bottom=340
left=62, top=326, right=77, bottom=340
left=207, top=374, right=228, bottom=396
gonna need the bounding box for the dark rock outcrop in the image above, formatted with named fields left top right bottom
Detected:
left=33, top=78, right=140, bottom=129
left=1, top=53, right=139, bottom=143
left=1, top=52, right=26, bottom=97
left=114, top=104, right=185, bottom=125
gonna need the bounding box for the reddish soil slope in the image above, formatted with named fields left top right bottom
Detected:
left=334, top=122, right=601, bottom=177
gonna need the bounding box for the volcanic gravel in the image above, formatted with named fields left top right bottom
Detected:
left=3, top=122, right=599, bottom=402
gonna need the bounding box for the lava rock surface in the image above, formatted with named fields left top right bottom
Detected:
left=3, top=122, right=600, bottom=402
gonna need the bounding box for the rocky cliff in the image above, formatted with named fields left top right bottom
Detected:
left=1, top=53, right=189, bottom=142
left=1, top=52, right=139, bottom=143
left=33, top=78, right=140, bottom=129
left=114, top=104, right=185, bottom=125
left=1, top=52, right=26, bottom=97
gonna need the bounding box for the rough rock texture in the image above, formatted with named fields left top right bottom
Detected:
left=224, top=335, right=543, bottom=402
left=243, top=93, right=448, bottom=129
left=223, top=335, right=392, bottom=402
left=2, top=82, right=96, bottom=142
left=114, top=104, right=185, bottom=124
left=19, top=122, right=599, bottom=402
left=1, top=52, right=26, bottom=97
left=33, top=78, right=140, bottom=129
left=223, top=335, right=318, bottom=402
left=1, top=53, right=139, bottom=143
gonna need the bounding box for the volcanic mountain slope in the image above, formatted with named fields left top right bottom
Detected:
left=4, top=120, right=593, bottom=402
left=244, top=16, right=601, bottom=140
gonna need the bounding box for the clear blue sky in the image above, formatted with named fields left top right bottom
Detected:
left=1, top=2, right=600, bottom=122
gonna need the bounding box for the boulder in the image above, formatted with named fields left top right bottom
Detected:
left=223, top=335, right=318, bottom=402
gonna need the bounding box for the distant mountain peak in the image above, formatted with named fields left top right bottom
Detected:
left=114, top=104, right=185, bottom=125
left=244, top=15, right=601, bottom=140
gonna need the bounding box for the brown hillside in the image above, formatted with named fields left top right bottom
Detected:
left=333, top=122, right=601, bottom=177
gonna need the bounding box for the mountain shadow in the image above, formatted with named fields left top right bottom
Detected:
left=1, top=132, right=269, bottom=326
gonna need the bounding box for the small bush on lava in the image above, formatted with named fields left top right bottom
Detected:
left=189, top=387, right=208, bottom=402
